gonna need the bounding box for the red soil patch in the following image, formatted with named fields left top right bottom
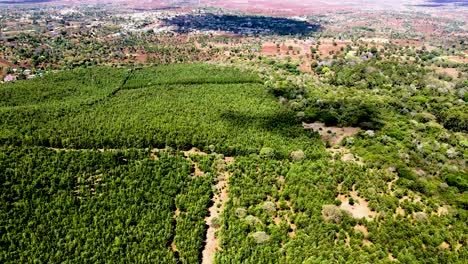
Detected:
left=448, top=56, right=468, bottom=63
left=298, top=62, right=314, bottom=74
left=390, top=39, right=423, bottom=48
left=303, top=122, right=360, bottom=146
left=261, top=45, right=280, bottom=56
left=432, top=67, right=459, bottom=78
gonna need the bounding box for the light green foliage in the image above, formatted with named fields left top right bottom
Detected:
left=290, top=150, right=305, bottom=161
left=124, top=64, right=261, bottom=89
left=0, top=65, right=316, bottom=157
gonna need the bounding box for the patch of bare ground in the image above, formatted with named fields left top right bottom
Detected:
left=354, top=225, right=373, bottom=246
left=387, top=176, right=399, bottom=194
left=456, top=243, right=463, bottom=251
left=354, top=225, right=369, bottom=237
left=328, top=147, right=364, bottom=165
left=337, top=185, right=377, bottom=220
left=193, top=162, right=206, bottom=177
left=439, top=241, right=451, bottom=250
left=335, top=232, right=351, bottom=247
left=274, top=216, right=282, bottom=225
left=182, top=148, right=209, bottom=177
left=432, top=67, right=460, bottom=78
left=201, top=156, right=233, bottom=264
left=448, top=56, right=468, bottom=63
left=298, top=62, right=314, bottom=74
left=388, top=253, right=396, bottom=261
left=50, top=147, right=121, bottom=153
left=284, top=214, right=296, bottom=237
left=224, top=157, right=234, bottom=165
left=170, top=242, right=178, bottom=253
left=150, top=149, right=159, bottom=160
left=183, top=147, right=208, bottom=157
left=436, top=206, right=449, bottom=216
left=303, top=122, right=360, bottom=146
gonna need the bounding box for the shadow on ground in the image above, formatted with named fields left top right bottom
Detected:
left=220, top=110, right=318, bottom=139
left=163, top=14, right=322, bottom=36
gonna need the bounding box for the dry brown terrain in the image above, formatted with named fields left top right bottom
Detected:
left=303, top=122, right=360, bottom=146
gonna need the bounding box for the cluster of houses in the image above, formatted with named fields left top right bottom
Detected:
left=2, top=69, right=37, bottom=83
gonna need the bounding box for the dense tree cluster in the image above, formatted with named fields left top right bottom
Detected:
left=0, top=64, right=315, bottom=157
left=0, top=147, right=213, bottom=263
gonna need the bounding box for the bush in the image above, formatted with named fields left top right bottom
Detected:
left=262, top=201, right=277, bottom=213
left=251, top=231, right=270, bottom=244
left=290, top=150, right=305, bottom=161
left=322, top=205, right=344, bottom=224
left=245, top=215, right=260, bottom=226
left=211, top=217, right=221, bottom=228
left=414, top=212, right=428, bottom=221
left=439, top=106, right=468, bottom=132
left=444, top=172, right=468, bottom=192
left=235, top=208, right=247, bottom=218
left=396, top=165, right=417, bottom=180
left=260, top=147, right=276, bottom=159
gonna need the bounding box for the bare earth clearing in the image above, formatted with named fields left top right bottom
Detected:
left=303, top=122, right=360, bottom=146
left=337, top=185, right=377, bottom=220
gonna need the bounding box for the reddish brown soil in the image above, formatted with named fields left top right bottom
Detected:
left=432, top=67, right=460, bottom=78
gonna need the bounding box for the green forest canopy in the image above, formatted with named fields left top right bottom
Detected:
left=0, top=63, right=466, bottom=263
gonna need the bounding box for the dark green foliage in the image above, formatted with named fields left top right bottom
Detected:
left=303, top=99, right=381, bottom=128
left=0, top=67, right=129, bottom=108
left=329, top=60, right=427, bottom=89
left=439, top=106, right=468, bottom=132
left=216, top=155, right=468, bottom=263
left=0, top=146, right=211, bottom=263
left=0, top=66, right=315, bottom=157
left=444, top=172, right=468, bottom=192
left=397, top=165, right=417, bottom=180
left=124, top=64, right=261, bottom=89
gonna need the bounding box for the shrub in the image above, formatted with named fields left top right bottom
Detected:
left=211, top=217, right=221, bottom=228
left=444, top=172, right=468, bottom=192
left=322, top=205, right=344, bottom=224
left=251, top=231, right=270, bottom=244
left=334, top=199, right=342, bottom=206
left=396, top=165, right=417, bottom=180
left=414, top=212, right=428, bottom=221
left=245, top=215, right=260, bottom=226
left=235, top=208, right=247, bottom=218
left=290, top=150, right=305, bottom=161
left=262, top=201, right=277, bottom=213
left=260, top=147, right=276, bottom=159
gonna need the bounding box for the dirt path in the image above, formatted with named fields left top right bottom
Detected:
left=50, top=146, right=233, bottom=262
left=201, top=157, right=233, bottom=264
